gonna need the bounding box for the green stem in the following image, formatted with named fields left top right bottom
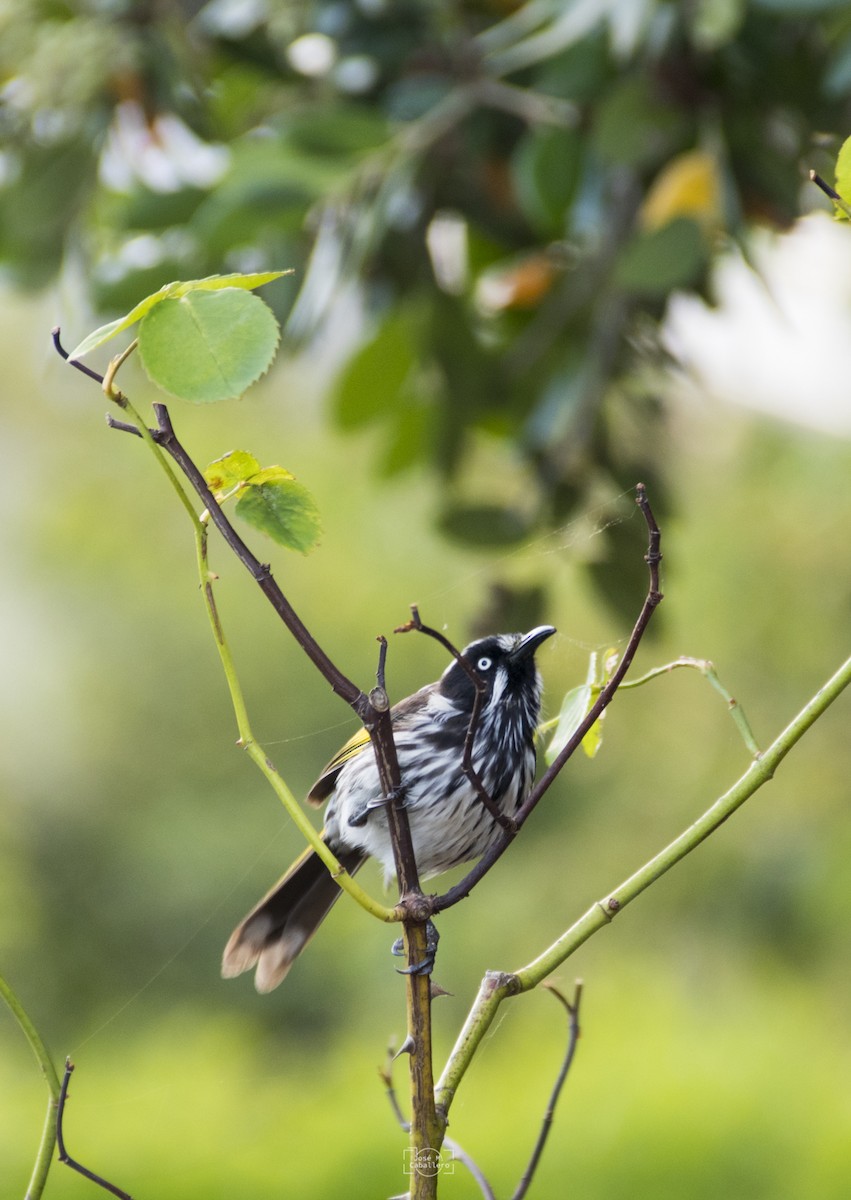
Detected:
left=435, top=651, right=851, bottom=1114
left=193, top=520, right=395, bottom=924
left=118, top=402, right=201, bottom=532
left=616, top=656, right=761, bottom=757
left=538, top=656, right=761, bottom=758
left=0, top=972, right=61, bottom=1199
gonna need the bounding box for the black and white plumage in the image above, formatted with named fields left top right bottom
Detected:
left=222, top=625, right=556, bottom=991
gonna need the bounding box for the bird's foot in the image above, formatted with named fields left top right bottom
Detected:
left=363, top=785, right=408, bottom=815
left=392, top=919, right=440, bottom=976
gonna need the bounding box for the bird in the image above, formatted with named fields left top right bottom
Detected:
left=222, top=625, right=556, bottom=991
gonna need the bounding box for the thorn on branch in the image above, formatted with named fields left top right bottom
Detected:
left=57, top=1058, right=133, bottom=1199
left=393, top=1034, right=416, bottom=1061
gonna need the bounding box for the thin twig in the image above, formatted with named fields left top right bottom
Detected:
left=375, top=635, right=389, bottom=693
left=367, top=638, right=422, bottom=900
left=53, top=331, right=371, bottom=718
left=56, top=1060, right=132, bottom=1200
left=434, top=483, right=662, bottom=912
left=613, top=656, right=762, bottom=758
left=809, top=170, right=851, bottom=220
left=51, top=327, right=105, bottom=384
left=512, top=982, right=583, bottom=1200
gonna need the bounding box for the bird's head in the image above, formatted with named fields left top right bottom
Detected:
left=438, top=626, right=556, bottom=722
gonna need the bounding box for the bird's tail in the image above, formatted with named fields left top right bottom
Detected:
left=222, top=840, right=365, bottom=992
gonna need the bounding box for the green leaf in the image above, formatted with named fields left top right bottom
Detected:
left=511, top=126, right=581, bottom=236
left=689, top=0, right=746, bottom=49
left=332, top=310, right=417, bottom=429
left=833, top=135, right=851, bottom=220
left=594, top=78, right=690, bottom=170
left=614, top=217, right=706, bottom=298
left=235, top=468, right=322, bottom=554
left=545, top=652, right=610, bottom=764
left=69, top=270, right=291, bottom=359
left=137, top=288, right=280, bottom=402
left=545, top=684, right=592, bottom=765
left=204, top=450, right=263, bottom=499
left=285, top=106, right=390, bottom=156
left=580, top=705, right=606, bottom=760
left=70, top=286, right=179, bottom=360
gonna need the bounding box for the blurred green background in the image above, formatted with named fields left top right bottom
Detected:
left=2, top=2, right=851, bottom=1197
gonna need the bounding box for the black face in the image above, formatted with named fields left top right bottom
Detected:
left=439, top=627, right=556, bottom=708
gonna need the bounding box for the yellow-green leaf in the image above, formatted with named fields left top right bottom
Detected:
left=833, top=135, right=851, bottom=222
left=68, top=270, right=291, bottom=359
left=204, top=450, right=263, bottom=500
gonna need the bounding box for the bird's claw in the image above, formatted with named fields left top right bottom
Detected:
left=392, top=919, right=440, bottom=976
left=365, top=785, right=408, bottom=814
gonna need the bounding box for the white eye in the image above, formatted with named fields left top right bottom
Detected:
left=476, top=656, right=492, bottom=671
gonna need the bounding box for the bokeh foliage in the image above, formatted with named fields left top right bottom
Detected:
left=2, top=290, right=851, bottom=1197
left=3, top=0, right=851, bottom=617
left=2, top=3, right=851, bottom=1198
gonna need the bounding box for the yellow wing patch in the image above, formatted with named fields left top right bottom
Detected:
left=306, top=727, right=372, bottom=806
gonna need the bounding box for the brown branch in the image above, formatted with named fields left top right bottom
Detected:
left=54, top=327, right=443, bottom=1184
left=57, top=1060, right=133, bottom=1199
left=53, top=330, right=370, bottom=716
left=52, top=327, right=107, bottom=384
left=158, top=403, right=375, bottom=715
left=434, top=483, right=662, bottom=912
left=512, top=982, right=583, bottom=1200
left=53, top=329, right=430, bottom=918
left=380, top=1046, right=496, bottom=1200
left=366, top=639, right=421, bottom=898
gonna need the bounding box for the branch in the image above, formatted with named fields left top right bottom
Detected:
left=366, top=639, right=421, bottom=898
left=54, top=331, right=414, bottom=914
left=141, top=403, right=423, bottom=922
left=158, top=403, right=372, bottom=715
left=613, top=656, right=761, bottom=758
left=809, top=171, right=851, bottom=220
left=52, top=326, right=105, bottom=384
left=55, top=329, right=441, bottom=1187
left=511, top=982, right=582, bottom=1200
left=435, top=649, right=851, bottom=1116
left=434, top=483, right=662, bottom=912
left=53, top=331, right=372, bottom=716
left=194, top=517, right=395, bottom=922
left=57, top=1060, right=132, bottom=1199
left=107, top=397, right=423, bottom=916
left=0, top=972, right=61, bottom=1200
left=381, top=1046, right=496, bottom=1200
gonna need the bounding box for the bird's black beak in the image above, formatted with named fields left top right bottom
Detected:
left=509, top=625, right=556, bottom=662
